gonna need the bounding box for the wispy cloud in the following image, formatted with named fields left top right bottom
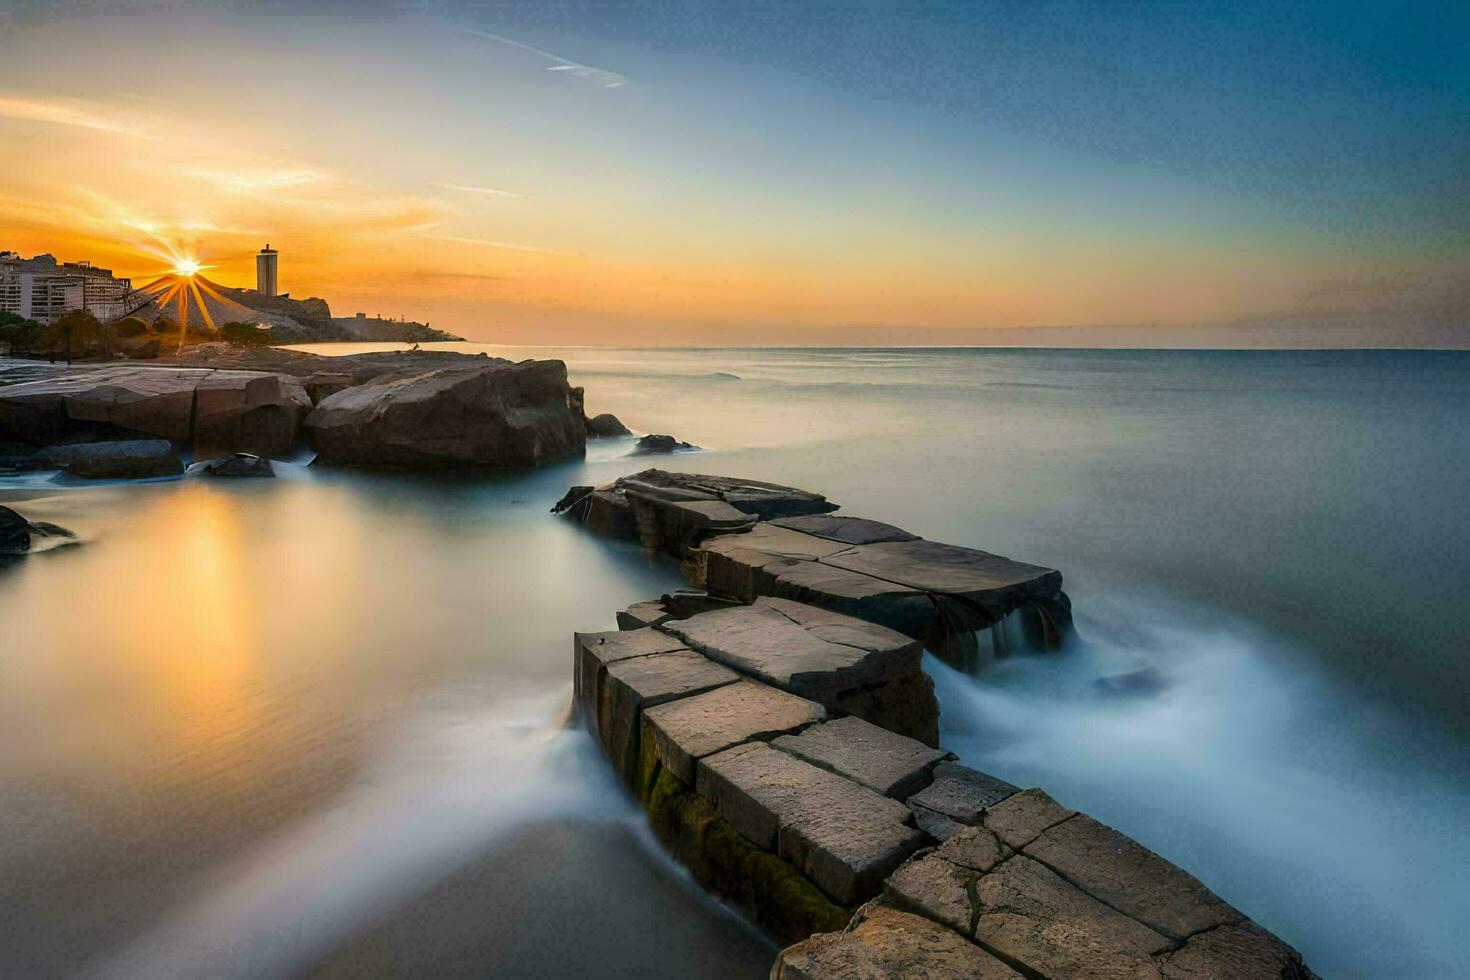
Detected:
left=425, top=233, right=565, bottom=254
left=184, top=168, right=328, bottom=194
left=433, top=182, right=521, bottom=198
left=463, top=29, right=627, bottom=88
left=0, top=94, right=156, bottom=140
left=177, top=220, right=264, bottom=237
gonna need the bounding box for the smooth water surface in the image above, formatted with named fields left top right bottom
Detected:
left=3, top=346, right=1468, bottom=977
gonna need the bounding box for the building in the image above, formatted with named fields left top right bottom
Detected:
left=0, top=251, right=133, bottom=323
left=256, top=244, right=279, bottom=296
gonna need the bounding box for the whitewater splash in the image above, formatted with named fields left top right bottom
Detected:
left=933, top=597, right=1470, bottom=978
left=90, top=686, right=629, bottom=979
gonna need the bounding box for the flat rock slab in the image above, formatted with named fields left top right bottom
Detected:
left=773, top=904, right=1023, bottom=980
left=883, top=826, right=1014, bottom=933
left=697, top=741, right=927, bottom=905
left=696, top=520, right=1064, bottom=645
left=907, top=762, right=1020, bottom=840
left=936, top=825, right=1013, bottom=874
left=982, top=788, right=1076, bottom=849
left=573, top=629, right=690, bottom=728
left=642, top=678, right=825, bottom=783
left=884, top=850, right=979, bottom=935
left=1026, top=813, right=1242, bottom=939
left=659, top=596, right=939, bottom=744
left=598, top=650, right=741, bottom=786
left=659, top=596, right=921, bottom=702
left=768, top=514, right=920, bottom=545
left=615, top=469, right=838, bottom=520
left=41, top=439, right=181, bottom=479
left=717, top=553, right=940, bottom=642
left=773, top=716, right=948, bottom=798
left=1157, top=921, right=1315, bottom=979
left=821, top=538, right=1062, bottom=613
left=971, top=854, right=1173, bottom=978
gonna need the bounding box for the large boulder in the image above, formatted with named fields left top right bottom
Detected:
left=191, top=371, right=311, bottom=457
left=633, top=433, right=698, bottom=454
left=41, top=439, right=182, bottom=479
left=191, top=452, right=274, bottom=478
left=304, top=360, right=586, bottom=469
left=586, top=412, right=631, bottom=437
left=0, top=366, right=310, bottom=455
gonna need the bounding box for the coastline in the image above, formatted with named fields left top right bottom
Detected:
left=2, top=346, right=1467, bottom=975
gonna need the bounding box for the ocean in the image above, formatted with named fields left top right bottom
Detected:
left=2, top=345, right=1467, bottom=977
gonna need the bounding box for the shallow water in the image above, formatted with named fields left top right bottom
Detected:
left=3, top=345, right=1468, bottom=977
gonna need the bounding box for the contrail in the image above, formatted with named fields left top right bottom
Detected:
left=462, top=29, right=627, bottom=88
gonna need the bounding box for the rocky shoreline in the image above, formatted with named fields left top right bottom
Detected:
left=563, top=470, right=1316, bottom=978
left=0, top=345, right=627, bottom=476
left=1, top=356, right=1317, bottom=975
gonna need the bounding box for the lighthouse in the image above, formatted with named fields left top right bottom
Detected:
left=256, top=244, right=279, bottom=296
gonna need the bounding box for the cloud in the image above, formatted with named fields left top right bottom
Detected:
left=463, top=29, right=627, bottom=88
left=184, top=168, right=328, bottom=194
left=432, top=182, right=521, bottom=198
left=0, top=94, right=156, bottom=139
left=177, top=220, right=264, bottom=237
left=424, top=233, right=566, bottom=254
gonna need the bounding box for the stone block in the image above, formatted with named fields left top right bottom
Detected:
left=572, top=629, right=689, bottom=732
left=982, top=787, right=1075, bottom=849
left=971, top=855, right=1173, bottom=978
left=773, top=716, right=948, bottom=798
left=696, top=741, right=927, bottom=905
left=660, top=597, right=919, bottom=704
left=661, top=596, right=939, bottom=744
left=1026, top=813, right=1241, bottom=939
left=936, top=825, right=1012, bottom=873
left=597, top=650, right=740, bottom=786
left=641, top=679, right=824, bottom=783
left=906, top=762, right=1020, bottom=836
left=883, top=853, right=975, bottom=935
left=1157, top=921, right=1315, bottom=979
left=768, top=514, right=920, bottom=545
left=822, top=538, right=1062, bottom=619
left=772, top=904, right=1023, bottom=980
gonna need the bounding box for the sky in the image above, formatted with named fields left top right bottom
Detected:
left=1, top=0, right=1466, bottom=346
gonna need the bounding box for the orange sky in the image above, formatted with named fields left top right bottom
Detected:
left=1, top=6, right=1464, bottom=346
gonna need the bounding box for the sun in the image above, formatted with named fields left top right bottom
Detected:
left=173, top=258, right=203, bottom=277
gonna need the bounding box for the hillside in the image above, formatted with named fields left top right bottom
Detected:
left=133, top=276, right=463, bottom=344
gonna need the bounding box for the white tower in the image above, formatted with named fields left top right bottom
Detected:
left=256, top=244, right=279, bottom=296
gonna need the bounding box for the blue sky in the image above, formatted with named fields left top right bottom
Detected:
left=1, top=0, right=1465, bottom=344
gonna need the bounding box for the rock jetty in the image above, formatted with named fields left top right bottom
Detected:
left=0, top=348, right=597, bottom=473
left=565, top=471, right=1315, bottom=977
left=556, top=470, right=1071, bottom=668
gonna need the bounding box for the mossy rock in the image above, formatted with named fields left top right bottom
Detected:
left=639, top=748, right=850, bottom=945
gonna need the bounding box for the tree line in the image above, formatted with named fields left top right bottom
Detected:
left=0, top=312, right=272, bottom=360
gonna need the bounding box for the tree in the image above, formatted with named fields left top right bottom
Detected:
left=0, top=313, right=44, bottom=355
left=221, top=321, right=272, bottom=347
left=52, top=311, right=103, bottom=361
left=114, top=317, right=149, bottom=338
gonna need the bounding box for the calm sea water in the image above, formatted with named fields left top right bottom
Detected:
left=2, top=345, right=1467, bottom=978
